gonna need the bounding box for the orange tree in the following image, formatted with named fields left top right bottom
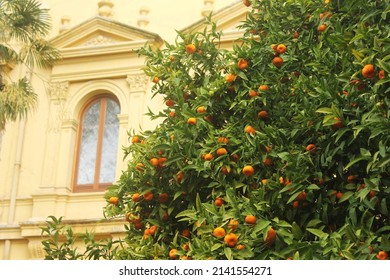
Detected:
left=42, top=0, right=389, bottom=260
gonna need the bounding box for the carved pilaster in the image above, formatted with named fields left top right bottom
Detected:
left=47, top=81, right=70, bottom=133
left=28, top=239, right=46, bottom=260
left=49, top=81, right=69, bottom=101
left=126, top=73, right=149, bottom=93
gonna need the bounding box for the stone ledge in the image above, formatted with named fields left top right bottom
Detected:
left=20, top=217, right=127, bottom=238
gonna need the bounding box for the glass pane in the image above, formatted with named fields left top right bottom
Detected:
left=77, top=100, right=101, bottom=185
left=99, top=99, right=120, bottom=183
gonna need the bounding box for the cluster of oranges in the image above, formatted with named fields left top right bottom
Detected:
left=271, top=43, right=287, bottom=68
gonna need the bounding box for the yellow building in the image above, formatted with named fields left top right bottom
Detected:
left=0, top=0, right=249, bottom=259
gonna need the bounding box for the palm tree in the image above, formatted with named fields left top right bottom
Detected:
left=0, top=0, right=61, bottom=130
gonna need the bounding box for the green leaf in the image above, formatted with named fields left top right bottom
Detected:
left=344, top=156, right=370, bottom=170
left=306, top=219, right=323, bottom=228
left=306, top=228, right=329, bottom=240
left=224, top=247, right=233, bottom=260
left=211, top=243, right=222, bottom=251
left=316, top=107, right=333, bottom=114
left=338, top=191, right=354, bottom=203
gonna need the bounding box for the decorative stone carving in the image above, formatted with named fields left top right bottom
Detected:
left=202, top=0, right=215, bottom=17
left=59, top=16, right=71, bottom=34
left=137, top=7, right=150, bottom=28
left=28, top=240, right=46, bottom=259
left=126, top=73, right=149, bottom=93
left=98, top=0, right=114, bottom=18
left=47, top=81, right=70, bottom=133
left=48, top=81, right=69, bottom=101
left=83, top=35, right=115, bottom=46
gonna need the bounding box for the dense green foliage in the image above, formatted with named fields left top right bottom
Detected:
left=43, top=0, right=389, bottom=260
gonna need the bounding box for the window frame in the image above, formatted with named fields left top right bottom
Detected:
left=72, top=94, right=120, bottom=192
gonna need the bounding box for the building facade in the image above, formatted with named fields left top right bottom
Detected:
left=0, top=0, right=249, bottom=259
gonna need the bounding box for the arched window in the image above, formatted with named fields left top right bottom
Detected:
left=74, top=95, right=120, bottom=192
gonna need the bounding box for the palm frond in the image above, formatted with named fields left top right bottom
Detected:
left=2, top=0, right=52, bottom=43
left=0, top=43, right=18, bottom=65
left=19, top=38, right=62, bottom=68
left=0, top=77, right=37, bottom=129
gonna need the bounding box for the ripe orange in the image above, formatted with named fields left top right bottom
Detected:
left=135, top=162, right=144, bottom=171
left=332, top=117, right=343, bottom=129
left=165, top=99, right=175, bottom=107
left=318, top=24, right=327, bottom=32
left=149, top=225, right=157, bottom=235
left=261, top=179, right=268, bottom=185
left=292, top=31, right=299, bottom=39
left=213, top=227, right=226, bottom=238
left=152, top=76, right=159, bottom=83
left=182, top=243, right=190, bottom=251
left=225, top=73, right=236, bottom=83
left=259, top=85, right=269, bottom=91
left=168, top=110, right=176, bottom=118
left=376, top=251, right=388, bottom=260
left=176, top=172, right=184, bottom=183
left=133, top=220, right=144, bottom=230
left=187, top=117, right=197, bottom=125
left=379, top=69, right=385, bottom=79
left=217, top=136, right=229, bottom=144
left=169, top=248, right=178, bottom=259
left=306, top=144, right=316, bottom=153
left=249, top=89, right=258, bottom=98
left=244, top=125, right=256, bottom=134
left=216, top=147, right=228, bottom=156
left=158, top=157, right=167, bottom=167
left=276, top=44, right=287, bottom=54
left=236, top=244, right=245, bottom=250
left=296, top=191, right=307, bottom=201
left=258, top=110, right=268, bottom=119
left=265, top=227, right=277, bottom=245
left=231, top=154, right=240, bottom=162
left=185, top=44, right=196, bottom=54
left=271, top=44, right=278, bottom=51
left=242, top=0, right=251, bottom=7
left=203, top=153, right=214, bottom=161
left=132, top=193, right=141, bottom=202
left=272, top=56, right=283, bottom=68
left=214, top=197, right=224, bottom=207
left=242, top=165, right=255, bottom=176
left=263, top=157, right=272, bottom=166
left=237, top=58, right=249, bottom=70
left=158, top=193, right=169, bottom=203
left=150, top=157, right=159, bottom=166
left=362, top=64, right=376, bottom=79
left=204, top=115, right=213, bottom=122
left=197, top=106, right=206, bottom=113
left=336, top=191, right=343, bottom=200
left=245, top=215, right=257, bottom=224
left=221, top=166, right=230, bottom=175
left=162, top=211, right=169, bottom=221
left=320, top=12, right=332, bottom=19
left=109, top=196, right=119, bottom=205
left=143, top=191, right=154, bottom=201
left=224, top=233, right=238, bottom=248
left=347, top=175, right=356, bottom=183
left=292, top=201, right=299, bottom=208
left=131, top=136, right=140, bottom=144
left=228, top=219, right=239, bottom=231
left=181, top=228, right=191, bottom=238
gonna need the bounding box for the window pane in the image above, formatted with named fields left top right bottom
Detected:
left=99, top=99, right=120, bottom=183
left=77, top=100, right=101, bottom=185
